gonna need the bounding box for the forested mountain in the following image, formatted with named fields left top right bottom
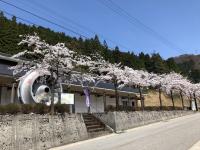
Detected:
left=173, top=54, right=200, bottom=83
left=0, top=12, right=199, bottom=82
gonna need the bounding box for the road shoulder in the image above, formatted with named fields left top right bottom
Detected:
left=189, top=140, right=200, bottom=150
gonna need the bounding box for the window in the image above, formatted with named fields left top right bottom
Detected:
left=132, top=101, right=135, bottom=107
left=122, top=101, right=128, bottom=107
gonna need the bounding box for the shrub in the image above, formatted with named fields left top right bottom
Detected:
left=55, top=104, right=69, bottom=114
left=33, top=103, right=49, bottom=114
left=4, top=104, right=21, bottom=114
left=21, top=104, right=34, bottom=114
left=0, top=105, right=6, bottom=115
left=144, top=106, right=160, bottom=111
left=105, top=105, right=184, bottom=112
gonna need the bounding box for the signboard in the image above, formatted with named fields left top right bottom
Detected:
left=61, top=93, right=74, bottom=104
left=191, top=101, right=196, bottom=111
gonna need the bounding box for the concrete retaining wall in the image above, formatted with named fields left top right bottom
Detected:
left=94, top=111, right=195, bottom=132
left=0, top=114, right=88, bottom=150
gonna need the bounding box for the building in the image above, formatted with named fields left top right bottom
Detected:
left=0, top=53, right=142, bottom=113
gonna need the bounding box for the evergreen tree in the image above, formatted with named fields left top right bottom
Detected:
left=0, top=12, right=198, bottom=82
left=146, top=53, right=168, bottom=74
left=166, top=58, right=180, bottom=72
left=189, top=69, right=200, bottom=83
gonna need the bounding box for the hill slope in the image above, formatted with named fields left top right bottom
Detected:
left=0, top=11, right=199, bottom=82
left=173, top=54, right=200, bottom=83
left=174, top=54, right=200, bottom=69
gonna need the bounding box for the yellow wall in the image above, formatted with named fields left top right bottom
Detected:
left=144, top=90, right=191, bottom=107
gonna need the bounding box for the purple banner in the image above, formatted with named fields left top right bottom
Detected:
left=83, top=87, right=90, bottom=107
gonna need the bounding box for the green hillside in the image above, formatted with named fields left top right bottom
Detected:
left=173, top=54, right=200, bottom=83
left=0, top=11, right=199, bottom=82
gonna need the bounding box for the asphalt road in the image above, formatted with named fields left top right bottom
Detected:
left=51, top=113, right=200, bottom=150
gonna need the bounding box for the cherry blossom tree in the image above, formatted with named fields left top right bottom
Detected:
left=122, top=66, right=150, bottom=110
left=194, top=84, right=200, bottom=100
left=99, top=63, right=125, bottom=110
left=10, top=34, right=79, bottom=114
left=161, top=73, right=181, bottom=109
left=183, top=83, right=199, bottom=111
left=148, top=73, right=164, bottom=109
left=88, top=55, right=125, bottom=110
left=148, top=72, right=192, bottom=110
left=10, top=34, right=200, bottom=113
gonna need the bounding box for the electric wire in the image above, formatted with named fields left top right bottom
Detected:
left=0, top=0, right=88, bottom=38
left=17, top=0, right=131, bottom=50
left=98, top=0, right=187, bottom=54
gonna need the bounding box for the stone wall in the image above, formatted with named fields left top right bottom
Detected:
left=94, top=111, right=195, bottom=132
left=0, top=114, right=88, bottom=150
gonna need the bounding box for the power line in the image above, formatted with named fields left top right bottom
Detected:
left=0, top=9, right=38, bottom=26
left=17, top=0, right=131, bottom=51
left=98, top=0, right=187, bottom=54
left=0, top=0, right=88, bottom=38
left=0, top=0, right=133, bottom=51
left=16, top=0, right=92, bottom=38
left=0, top=0, right=186, bottom=54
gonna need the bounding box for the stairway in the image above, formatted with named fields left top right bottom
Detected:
left=82, top=113, right=111, bottom=138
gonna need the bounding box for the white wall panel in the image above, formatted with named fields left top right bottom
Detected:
left=75, top=94, right=88, bottom=113
left=106, top=96, right=116, bottom=106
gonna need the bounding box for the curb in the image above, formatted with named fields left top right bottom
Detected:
left=49, top=133, right=116, bottom=150
left=189, top=141, right=200, bottom=150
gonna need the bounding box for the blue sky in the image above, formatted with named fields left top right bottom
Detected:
left=1, top=0, right=200, bottom=59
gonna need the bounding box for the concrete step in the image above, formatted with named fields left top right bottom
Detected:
left=82, top=113, right=112, bottom=138
left=88, top=127, right=105, bottom=132
left=85, top=121, right=101, bottom=126
left=82, top=114, right=93, bottom=117
left=83, top=117, right=96, bottom=120
left=88, top=130, right=111, bottom=138
left=84, top=119, right=97, bottom=123
left=86, top=124, right=102, bottom=129
left=83, top=116, right=94, bottom=119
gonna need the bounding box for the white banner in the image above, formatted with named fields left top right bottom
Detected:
left=61, top=93, right=74, bottom=104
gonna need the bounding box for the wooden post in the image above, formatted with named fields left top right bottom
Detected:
left=103, top=92, right=107, bottom=112
left=139, top=86, right=144, bottom=111
left=193, top=92, right=198, bottom=111
left=114, top=81, right=119, bottom=110
left=170, top=90, right=175, bottom=110
left=58, top=83, right=62, bottom=104
left=72, top=93, right=76, bottom=113
left=128, top=94, right=130, bottom=111
left=11, top=83, right=16, bottom=103
left=179, top=91, right=184, bottom=110
left=50, top=84, right=55, bottom=115
left=159, top=87, right=162, bottom=110
left=189, top=93, right=192, bottom=110
left=49, top=67, right=55, bottom=115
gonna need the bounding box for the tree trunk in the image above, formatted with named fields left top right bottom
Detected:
left=50, top=84, right=55, bottom=115
left=179, top=91, right=184, bottom=110
left=159, top=87, right=162, bottom=110
left=114, top=82, right=119, bottom=110
left=189, top=93, right=192, bottom=110
left=58, top=83, right=62, bottom=104
left=170, top=90, right=175, bottom=110
left=139, top=86, right=144, bottom=111
left=193, top=93, right=198, bottom=111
